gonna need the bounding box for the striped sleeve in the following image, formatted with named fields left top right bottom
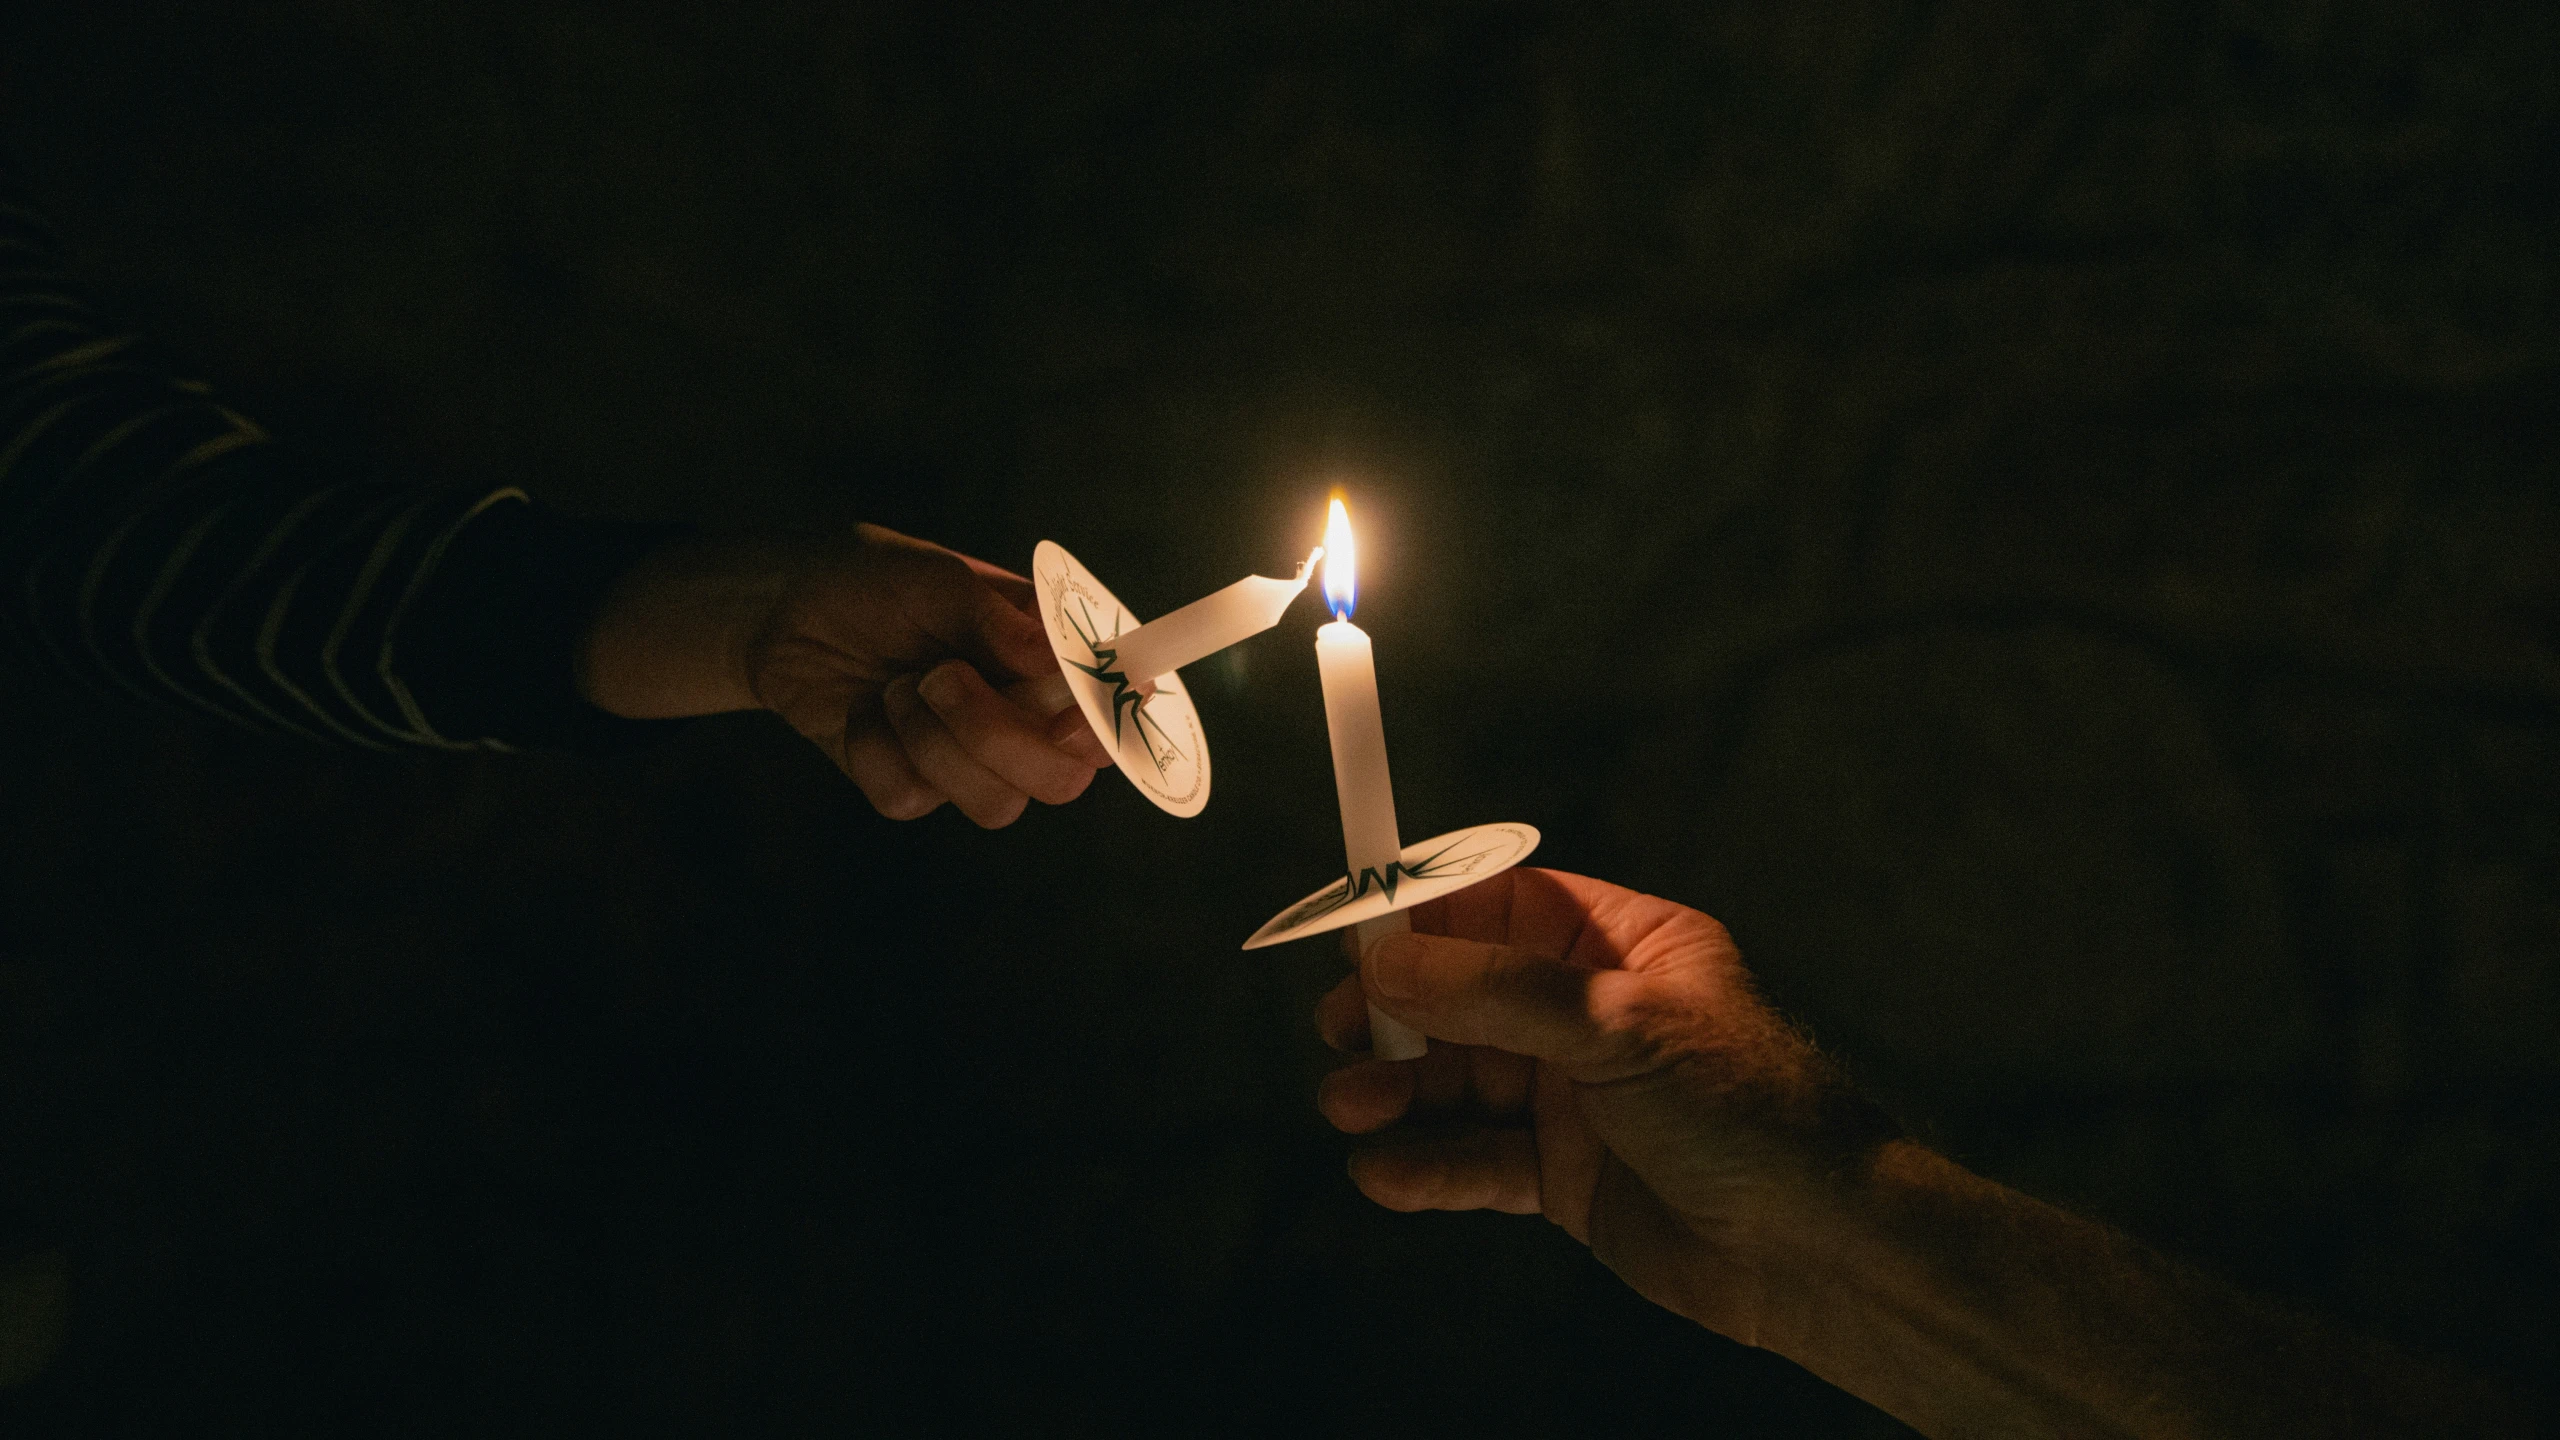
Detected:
left=0, top=163, right=680, bottom=753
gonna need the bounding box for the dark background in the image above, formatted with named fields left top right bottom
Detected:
left=3, top=2, right=2556, bottom=1433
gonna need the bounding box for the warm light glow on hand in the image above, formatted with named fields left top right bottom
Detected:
left=1323, top=496, right=1357, bottom=618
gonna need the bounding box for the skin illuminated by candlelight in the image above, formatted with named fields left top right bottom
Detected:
left=1315, top=869, right=2537, bottom=1437
left=578, top=524, right=1108, bottom=828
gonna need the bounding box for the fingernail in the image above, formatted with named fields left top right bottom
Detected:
left=1022, top=673, right=1072, bottom=716
left=918, top=663, right=966, bottom=709
left=1364, top=933, right=1424, bottom=1001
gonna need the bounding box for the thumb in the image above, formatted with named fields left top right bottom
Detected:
left=901, top=550, right=1056, bottom=683
left=1362, top=931, right=1630, bottom=1068
left=966, top=578, right=1058, bottom=682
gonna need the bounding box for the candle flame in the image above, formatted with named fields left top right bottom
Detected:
left=1322, top=497, right=1356, bottom=617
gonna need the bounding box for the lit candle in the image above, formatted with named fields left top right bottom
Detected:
left=1106, top=548, right=1323, bottom=690
left=1314, top=497, right=1428, bottom=1062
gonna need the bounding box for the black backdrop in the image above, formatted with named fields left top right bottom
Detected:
left=2, top=3, right=2556, bottom=1434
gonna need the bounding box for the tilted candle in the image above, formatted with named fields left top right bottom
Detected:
left=1314, top=497, right=1429, bottom=1062
left=1107, top=548, right=1322, bottom=688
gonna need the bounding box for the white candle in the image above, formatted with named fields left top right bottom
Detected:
left=1316, top=619, right=1401, bottom=875
left=1314, top=498, right=1428, bottom=1062
left=1107, top=549, right=1321, bottom=687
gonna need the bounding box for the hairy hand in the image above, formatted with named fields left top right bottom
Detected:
left=1314, top=868, right=1894, bottom=1341
left=583, top=523, right=1108, bottom=826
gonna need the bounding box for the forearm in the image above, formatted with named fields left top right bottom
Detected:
left=0, top=156, right=679, bottom=753
left=1762, top=1142, right=2531, bottom=1439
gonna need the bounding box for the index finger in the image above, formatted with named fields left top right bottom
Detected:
left=922, top=568, right=1055, bottom=684
left=1415, top=869, right=1595, bottom=963
left=963, top=553, right=1036, bottom=612
left=869, top=533, right=1054, bottom=683
left=1360, top=929, right=1681, bottom=1083
left=916, top=661, right=1096, bottom=807
left=1417, top=868, right=1672, bottom=973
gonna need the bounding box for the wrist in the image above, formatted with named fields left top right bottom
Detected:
left=577, top=533, right=801, bottom=719
left=1742, top=1139, right=1938, bottom=1351
left=1753, top=1140, right=2095, bottom=1433
left=1728, top=1074, right=1915, bottom=1291
left=1593, top=1062, right=1908, bottom=1349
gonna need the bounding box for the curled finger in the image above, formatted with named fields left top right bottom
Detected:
left=884, top=673, right=1030, bottom=828
left=1003, top=672, right=1110, bottom=769
left=1317, top=1059, right=1416, bottom=1135
left=917, top=661, right=1095, bottom=806
left=840, top=721, right=945, bottom=821
left=1348, top=1125, right=1542, bottom=1216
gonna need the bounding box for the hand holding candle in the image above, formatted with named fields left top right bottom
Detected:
left=584, top=523, right=1106, bottom=827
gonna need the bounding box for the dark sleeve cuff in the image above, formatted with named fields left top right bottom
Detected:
left=394, top=497, right=696, bottom=755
